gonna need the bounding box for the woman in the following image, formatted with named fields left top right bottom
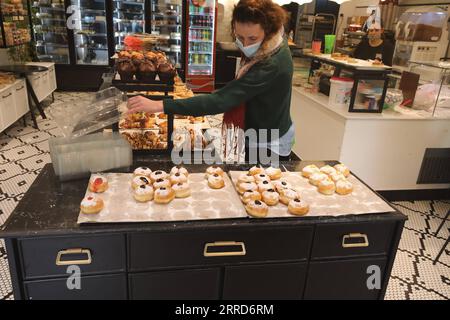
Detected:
left=127, top=0, right=294, bottom=162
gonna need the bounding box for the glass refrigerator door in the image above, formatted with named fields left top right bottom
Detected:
left=150, top=0, right=183, bottom=68
left=112, top=0, right=145, bottom=51
left=1, top=0, right=32, bottom=47
left=31, top=0, right=69, bottom=64
left=187, top=0, right=215, bottom=76
left=70, top=0, right=109, bottom=65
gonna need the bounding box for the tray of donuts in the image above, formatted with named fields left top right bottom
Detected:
left=77, top=165, right=247, bottom=224
left=229, top=163, right=395, bottom=218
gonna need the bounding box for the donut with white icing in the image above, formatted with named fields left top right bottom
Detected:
left=80, top=195, right=104, bottom=214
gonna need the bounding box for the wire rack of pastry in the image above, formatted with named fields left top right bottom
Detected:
left=304, top=53, right=392, bottom=71
left=118, top=112, right=211, bottom=150
left=118, top=112, right=168, bottom=150
left=78, top=164, right=395, bottom=224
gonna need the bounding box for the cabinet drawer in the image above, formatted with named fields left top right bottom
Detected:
left=19, top=234, right=126, bottom=280
left=304, top=257, right=387, bottom=300
left=223, top=262, right=307, bottom=300
left=130, top=268, right=220, bottom=300
left=311, top=221, right=396, bottom=259
left=129, top=226, right=313, bottom=271
left=24, top=274, right=127, bottom=300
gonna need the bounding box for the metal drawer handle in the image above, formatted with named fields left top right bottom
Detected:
left=342, top=233, right=369, bottom=248
left=2, top=93, right=12, bottom=98
left=56, top=248, right=92, bottom=266
left=16, top=86, right=25, bottom=91
left=203, top=241, right=246, bottom=257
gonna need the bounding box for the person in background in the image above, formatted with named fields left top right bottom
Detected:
left=353, top=22, right=394, bottom=66
left=282, top=2, right=300, bottom=39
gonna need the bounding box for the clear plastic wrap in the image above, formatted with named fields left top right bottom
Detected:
left=47, top=87, right=128, bottom=138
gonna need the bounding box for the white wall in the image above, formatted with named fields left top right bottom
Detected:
left=336, top=0, right=379, bottom=40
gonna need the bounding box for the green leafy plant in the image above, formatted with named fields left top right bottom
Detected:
left=7, top=42, right=37, bottom=64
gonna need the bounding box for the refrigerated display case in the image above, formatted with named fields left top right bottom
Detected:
left=28, top=0, right=192, bottom=90
left=113, top=0, right=145, bottom=51
left=392, top=7, right=449, bottom=72
left=408, top=60, right=450, bottom=117
left=150, top=0, right=183, bottom=69
left=70, top=0, right=109, bottom=65
left=31, top=0, right=69, bottom=63
left=185, top=0, right=216, bottom=92
left=0, top=0, right=32, bottom=47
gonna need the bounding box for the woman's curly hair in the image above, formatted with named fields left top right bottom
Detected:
left=231, top=0, right=288, bottom=40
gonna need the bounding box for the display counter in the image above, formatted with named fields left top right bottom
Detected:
left=291, top=86, right=450, bottom=193
left=1, top=159, right=405, bottom=300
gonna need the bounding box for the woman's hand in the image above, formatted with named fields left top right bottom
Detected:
left=126, top=96, right=164, bottom=114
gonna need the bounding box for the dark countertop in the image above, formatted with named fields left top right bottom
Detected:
left=0, top=64, right=48, bottom=75
left=0, top=159, right=406, bottom=238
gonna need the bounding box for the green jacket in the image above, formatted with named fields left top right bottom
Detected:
left=164, top=41, right=293, bottom=139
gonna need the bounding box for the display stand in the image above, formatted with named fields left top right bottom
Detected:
left=111, top=70, right=175, bottom=156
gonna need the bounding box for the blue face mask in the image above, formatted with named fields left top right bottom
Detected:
left=235, top=38, right=262, bottom=58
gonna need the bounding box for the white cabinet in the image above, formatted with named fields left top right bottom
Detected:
left=0, top=86, right=17, bottom=132
left=0, top=79, right=30, bottom=133
left=28, top=72, right=43, bottom=101
left=26, top=62, right=57, bottom=102
left=14, top=79, right=29, bottom=118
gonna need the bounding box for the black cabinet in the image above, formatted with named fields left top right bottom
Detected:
left=24, top=274, right=127, bottom=300
left=1, top=162, right=406, bottom=300
left=5, top=219, right=403, bottom=300
left=130, top=268, right=221, bottom=300
left=128, top=227, right=313, bottom=271
left=223, top=262, right=307, bottom=300
left=304, top=257, right=388, bottom=300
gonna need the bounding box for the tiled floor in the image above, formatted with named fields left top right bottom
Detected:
left=0, top=92, right=449, bottom=300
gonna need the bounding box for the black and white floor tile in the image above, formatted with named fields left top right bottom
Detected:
left=0, top=92, right=449, bottom=300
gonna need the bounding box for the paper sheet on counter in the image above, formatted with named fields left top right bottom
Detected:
left=77, top=173, right=247, bottom=224
left=230, top=171, right=396, bottom=218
